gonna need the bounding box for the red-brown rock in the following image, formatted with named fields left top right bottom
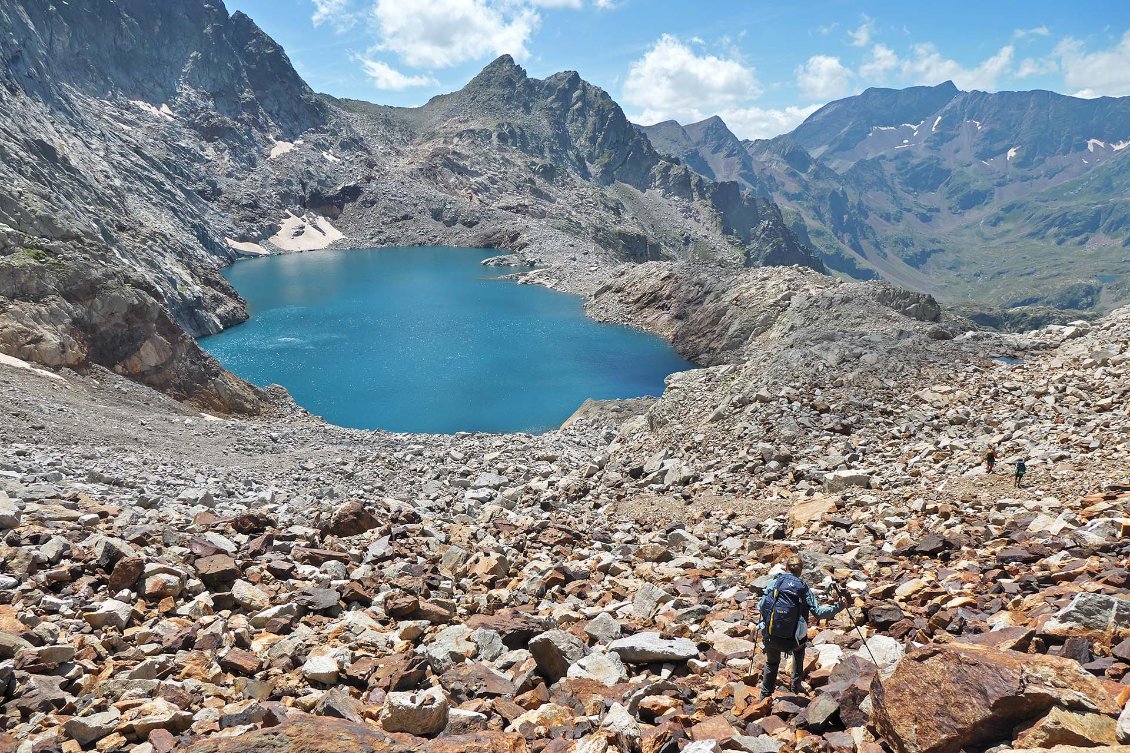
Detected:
left=177, top=713, right=529, bottom=752
left=872, top=643, right=1119, bottom=753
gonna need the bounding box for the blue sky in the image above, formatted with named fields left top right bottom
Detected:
left=226, top=0, right=1130, bottom=139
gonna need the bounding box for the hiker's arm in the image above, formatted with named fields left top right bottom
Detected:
left=806, top=587, right=841, bottom=620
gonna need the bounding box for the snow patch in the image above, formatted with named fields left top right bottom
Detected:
left=224, top=238, right=269, bottom=256
left=1112, top=140, right=1130, bottom=151
left=322, top=151, right=341, bottom=163
left=130, top=100, right=174, bottom=120
left=269, top=140, right=295, bottom=159
left=0, top=353, right=65, bottom=382
left=871, top=125, right=897, bottom=132
left=1087, top=139, right=1106, bottom=152
left=1007, top=146, right=1019, bottom=162
left=268, top=212, right=344, bottom=252
left=932, top=116, right=942, bottom=132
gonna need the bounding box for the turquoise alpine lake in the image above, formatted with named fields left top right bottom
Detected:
left=200, top=247, right=694, bottom=434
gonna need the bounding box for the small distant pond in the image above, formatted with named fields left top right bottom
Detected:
left=200, top=247, right=693, bottom=433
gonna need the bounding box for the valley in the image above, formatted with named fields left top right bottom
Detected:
left=0, top=1, right=1127, bottom=752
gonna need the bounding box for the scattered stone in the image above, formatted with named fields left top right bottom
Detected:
left=379, top=687, right=449, bottom=737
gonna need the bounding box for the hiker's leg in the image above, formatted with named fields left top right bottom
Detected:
left=790, top=645, right=805, bottom=691
left=761, top=644, right=782, bottom=697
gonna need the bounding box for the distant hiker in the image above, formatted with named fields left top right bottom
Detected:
left=1014, top=458, right=1027, bottom=488
left=757, top=555, right=842, bottom=699
left=984, top=447, right=997, bottom=474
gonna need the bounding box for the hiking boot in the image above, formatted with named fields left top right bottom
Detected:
left=759, top=690, right=772, bottom=701
left=790, top=682, right=804, bottom=694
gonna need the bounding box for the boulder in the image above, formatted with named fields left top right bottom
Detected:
left=528, top=629, right=587, bottom=682
left=858, top=635, right=904, bottom=671
left=788, top=496, right=836, bottom=529
left=117, top=698, right=193, bottom=738
left=1043, top=593, right=1130, bottom=639
left=584, top=612, right=622, bottom=643
left=424, top=625, right=477, bottom=674
left=609, top=632, right=700, bottom=663
left=83, top=599, right=133, bottom=631
left=301, top=651, right=341, bottom=684
left=379, top=687, right=449, bottom=737
left=1013, top=708, right=1118, bottom=748
left=567, top=651, right=628, bottom=686
left=872, top=643, right=1119, bottom=753
left=0, top=493, right=20, bottom=529
left=325, top=500, right=383, bottom=537
left=195, top=554, right=240, bottom=586
left=231, top=579, right=271, bottom=611
left=823, top=470, right=871, bottom=493
left=0, top=631, right=32, bottom=660
left=63, top=708, right=121, bottom=745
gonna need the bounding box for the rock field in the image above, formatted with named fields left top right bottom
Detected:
left=0, top=277, right=1127, bottom=753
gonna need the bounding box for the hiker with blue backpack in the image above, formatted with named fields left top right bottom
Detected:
left=757, top=555, right=843, bottom=699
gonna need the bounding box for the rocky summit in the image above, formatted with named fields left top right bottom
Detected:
left=0, top=1, right=1129, bottom=753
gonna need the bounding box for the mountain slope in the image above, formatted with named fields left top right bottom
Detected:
left=0, top=0, right=826, bottom=408
left=641, top=84, right=1130, bottom=310
left=333, top=56, right=822, bottom=271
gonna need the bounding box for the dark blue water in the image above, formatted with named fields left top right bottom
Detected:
left=201, top=247, right=692, bottom=433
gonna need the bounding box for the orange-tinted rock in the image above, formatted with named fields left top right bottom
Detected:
left=872, top=643, right=1118, bottom=753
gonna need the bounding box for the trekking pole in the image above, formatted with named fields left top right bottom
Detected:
left=830, top=580, right=883, bottom=670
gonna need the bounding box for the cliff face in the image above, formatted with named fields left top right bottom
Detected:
left=0, top=0, right=331, bottom=410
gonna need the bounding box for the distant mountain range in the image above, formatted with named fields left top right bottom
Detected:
left=640, top=82, right=1130, bottom=310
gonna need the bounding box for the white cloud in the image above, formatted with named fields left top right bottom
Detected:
left=1016, top=56, right=1057, bottom=78
left=1056, top=31, right=1130, bottom=97
left=719, top=104, right=822, bottom=140
left=795, top=55, right=853, bottom=100
left=1013, top=25, right=1050, bottom=39
left=901, top=43, right=1014, bottom=90
left=370, top=0, right=540, bottom=69
left=860, top=43, right=898, bottom=80
left=623, top=35, right=761, bottom=124
left=356, top=57, right=439, bottom=89
left=528, top=0, right=581, bottom=6
left=311, top=0, right=357, bottom=32
left=849, top=15, right=875, bottom=47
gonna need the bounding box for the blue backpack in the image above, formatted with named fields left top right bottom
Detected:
left=761, top=573, right=808, bottom=641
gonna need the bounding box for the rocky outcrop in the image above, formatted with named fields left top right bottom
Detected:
left=872, top=643, right=1118, bottom=753
left=589, top=262, right=937, bottom=365
left=0, top=247, right=261, bottom=412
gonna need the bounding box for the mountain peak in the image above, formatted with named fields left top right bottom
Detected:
left=483, top=54, right=522, bottom=74
left=465, top=54, right=528, bottom=91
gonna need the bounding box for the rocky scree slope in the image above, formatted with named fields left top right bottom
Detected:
left=0, top=271, right=1127, bottom=751
left=642, top=83, right=1130, bottom=311
left=0, top=289, right=1125, bottom=746
left=0, top=0, right=824, bottom=412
